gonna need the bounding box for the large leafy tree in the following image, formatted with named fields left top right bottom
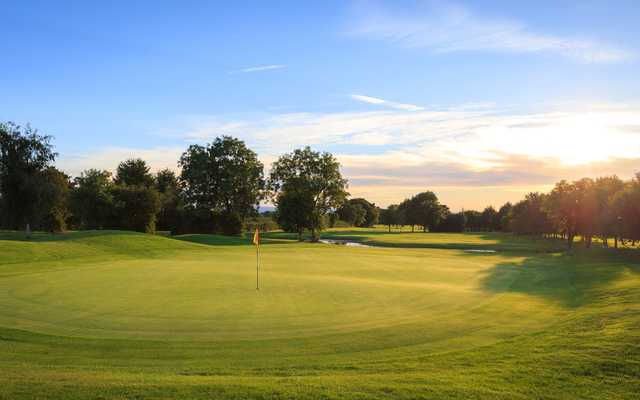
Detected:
left=380, top=204, right=402, bottom=232
left=155, top=169, right=182, bottom=232
left=546, top=180, right=590, bottom=248
left=480, top=206, right=499, bottom=231
left=610, top=175, right=640, bottom=247
left=432, top=204, right=467, bottom=233
left=337, top=201, right=366, bottom=227
left=462, top=209, right=482, bottom=231
left=591, top=176, right=625, bottom=247
left=115, top=158, right=155, bottom=187
left=496, top=202, right=513, bottom=232
left=179, top=136, right=264, bottom=234
left=338, top=198, right=379, bottom=227
left=400, top=191, right=444, bottom=232
left=398, top=198, right=415, bottom=231
left=573, top=178, right=599, bottom=248
left=268, top=147, right=348, bottom=241
left=511, top=192, right=550, bottom=237
left=70, top=169, right=115, bottom=229
left=0, top=122, right=57, bottom=230
left=39, top=167, right=72, bottom=232
left=111, top=158, right=160, bottom=233
left=274, top=190, right=315, bottom=241
left=112, top=185, right=160, bottom=233
left=156, top=168, right=179, bottom=194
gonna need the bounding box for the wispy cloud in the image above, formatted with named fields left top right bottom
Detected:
left=236, top=64, right=286, bottom=73
left=348, top=2, right=633, bottom=63
left=58, top=103, right=640, bottom=209
left=350, top=94, right=424, bottom=111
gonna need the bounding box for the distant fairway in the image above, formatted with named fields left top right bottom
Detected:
left=1, top=230, right=639, bottom=399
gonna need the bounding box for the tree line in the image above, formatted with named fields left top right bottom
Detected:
left=0, top=122, right=347, bottom=239
left=1, top=121, right=638, bottom=248
left=378, top=176, right=640, bottom=249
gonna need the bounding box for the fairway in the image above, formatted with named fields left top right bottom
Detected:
left=1, top=230, right=639, bottom=399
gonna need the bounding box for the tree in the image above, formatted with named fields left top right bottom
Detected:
left=115, top=158, right=155, bottom=187
left=435, top=209, right=466, bottom=232
left=591, top=176, right=624, bottom=247
left=379, top=204, right=401, bottom=232
left=400, top=191, right=444, bottom=232
left=274, top=190, right=315, bottom=241
left=0, top=122, right=57, bottom=231
left=610, top=175, right=640, bottom=247
left=112, top=185, right=160, bottom=233
left=480, top=206, right=499, bottom=231
left=462, top=210, right=482, bottom=231
left=341, top=198, right=379, bottom=227
left=512, top=192, right=550, bottom=237
left=496, top=202, right=513, bottom=232
left=337, top=201, right=366, bottom=227
left=179, top=136, right=264, bottom=235
left=39, top=167, right=72, bottom=232
left=155, top=169, right=181, bottom=232
left=70, top=169, right=115, bottom=229
left=109, top=158, right=161, bottom=234
left=546, top=181, right=583, bottom=248
left=268, top=147, right=348, bottom=241
left=327, top=211, right=339, bottom=228
left=398, top=198, right=415, bottom=231
left=156, top=168, right=179, bottom=193
left=573, top=178, right=598, bottom=248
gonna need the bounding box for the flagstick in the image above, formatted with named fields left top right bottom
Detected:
left=256, top=243, right=259, bottom=290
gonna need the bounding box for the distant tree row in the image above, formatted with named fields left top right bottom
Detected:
left=379, top=191, right=458, bottom=233
left=2, top=121, right=638, bottom=249
left=504, top=176, right=639, bottom=248
left=377, top=176, right=640, bottom=249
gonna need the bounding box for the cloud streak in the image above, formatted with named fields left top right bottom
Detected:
left=237, top=64, right=286, bottom=73
left=350, top=94, right=424, bottom=111
left=348, top=2, right=633, bottom=63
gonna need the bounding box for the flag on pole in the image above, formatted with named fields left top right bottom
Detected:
left=253, top=227, right=260, bottom=290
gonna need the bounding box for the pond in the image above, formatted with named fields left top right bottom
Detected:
left=319, top=239, right=373, bottom=248
left=318, top=239, right=497, bottom=252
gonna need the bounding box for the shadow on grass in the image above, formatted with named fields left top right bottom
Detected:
left=0, top=230, right=148, bottom=242
left=478, top=249, right=640, bottom=308
left=0, top=228, right=582, bottom=254
left=0, top=230, right=295, bottom=247
left=173, top=233, right=297, bottom=247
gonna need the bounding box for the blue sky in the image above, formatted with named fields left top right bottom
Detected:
left=2, top=0, right=640, bottom=209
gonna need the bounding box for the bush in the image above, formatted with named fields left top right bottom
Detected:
left=333, top=219, right=351, bottom=228
left=215, top=211, right=244, bottom=236
left=41, top=207, right=67, bottom=233
left=172, top=208, right=247, bottom=236
left=173, top=208, right=213, bottom=235
left=246, top=215, right=280, bottom=233
left=112, top=185, right=160, bottom=233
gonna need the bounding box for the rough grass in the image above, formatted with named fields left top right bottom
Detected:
left=0, top=229, right=639, bottom=399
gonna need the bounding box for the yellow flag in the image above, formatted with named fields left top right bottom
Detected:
left=252, top=227, right=260, bottom=246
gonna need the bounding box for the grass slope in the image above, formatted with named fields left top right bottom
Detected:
left=0, top=230, right=639, bottom=399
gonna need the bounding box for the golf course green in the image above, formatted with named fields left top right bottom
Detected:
left=1, top=229, right=639, bottom=399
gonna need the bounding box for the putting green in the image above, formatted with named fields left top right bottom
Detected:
left=1, top=233, right=557, bottom=343
left=1, top=230, right=639, bottom=399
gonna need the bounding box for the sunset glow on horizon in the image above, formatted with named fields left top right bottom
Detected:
left=3, top=1, right=639, bottom=210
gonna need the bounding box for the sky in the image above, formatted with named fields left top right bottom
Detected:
left=2, top=0, right=640, bottom=210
